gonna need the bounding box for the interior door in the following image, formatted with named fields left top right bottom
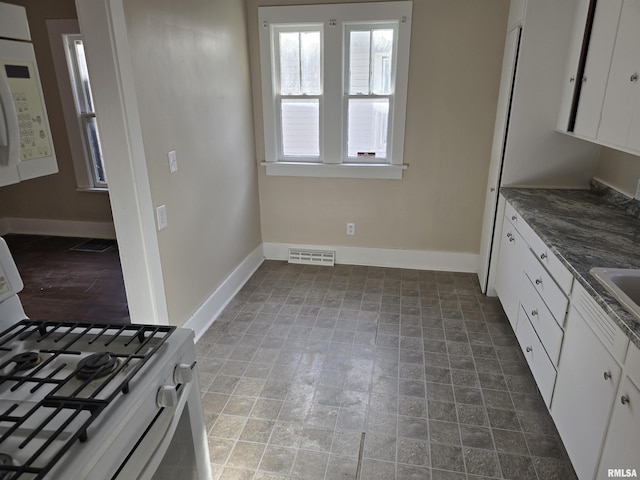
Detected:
left=477, top=25, right=522, bottom=293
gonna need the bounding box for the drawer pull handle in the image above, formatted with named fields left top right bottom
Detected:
left=535, top=279, right=542, bottom=286
left=631, top=73, right=638, bottom=83
left=621, top=395, right=630, bottom=405
left=511, top=215, right=517, bottom=221
left=603, top=371, right=612, bottom=381
left=506, top=232, right=512, bottom=238
left=531, top=309, right=538, bottom=316
left=526, top=346, right=533, bottom=353
left=540, top=253, right=547, bottom=260
left=509, top=237, right=515, bottom=243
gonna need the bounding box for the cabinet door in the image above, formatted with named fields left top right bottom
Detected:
left=597, top=0, right=640, bottom=147
left=573, top=0, right=623, bottom=138
left=551, top=305, right=622, bottom=480
left=494, top=216, right=525, bottom=330
left=597, top=376, right=640, bottom=478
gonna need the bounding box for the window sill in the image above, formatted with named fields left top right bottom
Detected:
left=261, top=162, right=407, bottom=179
left=76, top=187, right=109, bottom=193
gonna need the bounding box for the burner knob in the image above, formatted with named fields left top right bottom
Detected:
left=174, top=364, right=193, bottom=385
left=156, top=385, right=177, bottom=408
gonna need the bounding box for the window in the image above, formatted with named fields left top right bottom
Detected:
left=63, top=35, right=106, bottom=189
left=258, top=2, right=412, bottom=179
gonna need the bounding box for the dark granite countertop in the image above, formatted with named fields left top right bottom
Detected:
left=500, top=186, right=640, bottom=350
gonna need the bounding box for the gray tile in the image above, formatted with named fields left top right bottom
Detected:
left=397, top=463, right=432, bottom=480
left=430, top=443, right=465, bottom=472
left=397, top=437, right=430, bottom=466
left=290, top=450, right=329, bottom=480
left=524, top=433, right=565, bottom=459
left=463, top=447, right=500, bottom=477
left=227, top=441, right=266, bottom=470
left=486, top=407, right=520, bottom=431
left=460, top=425, right=494, bottom=450
left=360, top=459, right=397, bottom=480
left=429, top=420, right=461, bottom=446
left=493, top=429, right=529, bottom=455
left=364, top=433, right=397, bottom=462
left=258, top=445, right=296, bottom=474
left=398, top=416, right=429, bottom=440
left=239, top=418, right=275, bottom=443
left=498, top=453, right=538, bottom=480
left=456, top=404, right=489, bottom=427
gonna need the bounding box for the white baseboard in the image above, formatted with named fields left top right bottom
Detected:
left=263, top=242, right=479, bottom=273
left=183, top=244, right=265, bottom=342
left=0, top=217, right=116, bottom=239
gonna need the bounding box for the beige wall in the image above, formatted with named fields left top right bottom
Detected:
left=0, top=0, right=113, bottom=223
left=595, top=148, right=640, bottom=198
left=247, top=0, right=509, bottom=253
left=122, top=0, right=262, bottom=325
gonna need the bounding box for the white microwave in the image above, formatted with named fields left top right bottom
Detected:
left=0, top=1, right=57, bottom=187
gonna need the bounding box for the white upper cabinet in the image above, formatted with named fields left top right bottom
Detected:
left=559, top=0, right=640, bottom=155
left=597, top=0, right=640, bottom=148
left=573, top=0, right=622, bottom=138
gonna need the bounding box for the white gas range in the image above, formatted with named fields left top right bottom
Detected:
left=0, top=237, right=211, bottom=479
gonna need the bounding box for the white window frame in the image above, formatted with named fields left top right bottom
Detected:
left=258, top=2, right=412, bottom=179
left=47, top=20, right=107, bottom=192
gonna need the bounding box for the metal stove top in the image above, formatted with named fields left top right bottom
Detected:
left=0, top=320, right=175, bottom=479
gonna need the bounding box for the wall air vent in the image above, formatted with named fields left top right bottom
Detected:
left=288, top=248, right=335, bottom=266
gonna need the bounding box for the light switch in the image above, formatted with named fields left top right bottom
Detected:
left=156, top=205, right=167, bottom=230
left=168, top=150, right=178, bottom=173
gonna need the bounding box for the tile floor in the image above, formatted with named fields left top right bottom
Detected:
left=195, top=261, right=577, bottom=480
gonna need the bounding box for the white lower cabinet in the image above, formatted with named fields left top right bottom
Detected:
left=596, top=375, right=640, bottom=478
left=495, top=215, right=525, bottom=330
left=551, top=304, right=622, bottom=480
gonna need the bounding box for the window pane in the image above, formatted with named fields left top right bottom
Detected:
left=371, top=29, right=393, bottom=94
left=84, top=116, right=106, bottom=184
left=279, top=31, right=321, bottom=95
left=347, top=98, right=389, bottom=159
left=73, top=40, right=95, bottom=112
left=349, top=31, right=370, bottom=95
left=348, top=29, right=393, bottom=95
left=281, top=99, right=319, bottom=157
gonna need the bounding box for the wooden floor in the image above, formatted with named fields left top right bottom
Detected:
left=3, top=234, right=130, bottom=325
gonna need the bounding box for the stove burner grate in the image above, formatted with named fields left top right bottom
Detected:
left=0, top=320, right=175, bottom=479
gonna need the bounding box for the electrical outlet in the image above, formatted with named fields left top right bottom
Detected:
left=168, top=150, right=178, bottom=173
left=156, top=205, right=167, bottom=230
left=346, top=223, right=355, bottom=235
left=635, top=179, right=640, bottom=200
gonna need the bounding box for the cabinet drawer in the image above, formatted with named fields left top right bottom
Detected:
left=516, top=306, right=557, bottom=406
left=504, top=202, right=522, bottom=231
left=624, top=342, right=640, bottom=388
left=525, top=231, right=574, bottom=295
left=524, top=251, right=569, bottom=324
left=520, top=277, right=564, bottom=366
left=572, top=282, right=630, bottom=364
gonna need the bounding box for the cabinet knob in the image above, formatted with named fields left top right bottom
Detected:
left=490, top=187, right=496, bottom=192
left=603, top=371, right=612, bottom=381
left=531, top=309, right=538, bottom=317
left=540, top=252, right=547, bottom=260
left=621, top=395, right=630, bottom=405
left=569, top=76, right=575, bottom=83
left=526, top=346, right=533, bottom=352
left=535, top=278, right=542, bottom=286
left=631, top=73, right=639, bottom=83
left=511, top=215, right=517, bottom=221
left=581, top=76, right=587, bottom=84
left=506, top=232, right=512, bottom=238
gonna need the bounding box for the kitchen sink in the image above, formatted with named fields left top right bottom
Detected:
left=590, top=268, right=640, bottom=320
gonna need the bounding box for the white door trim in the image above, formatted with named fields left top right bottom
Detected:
left=75, top=0, right=169, bottom=325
